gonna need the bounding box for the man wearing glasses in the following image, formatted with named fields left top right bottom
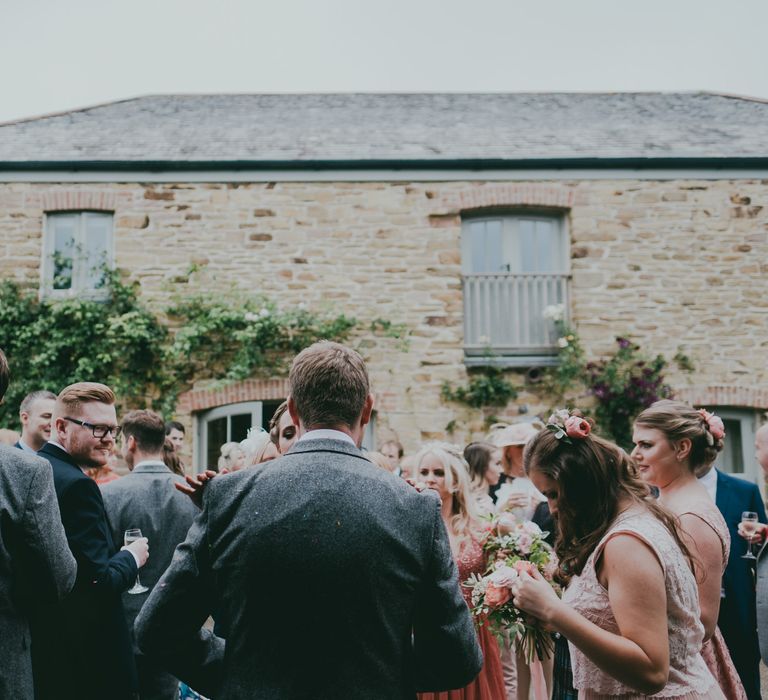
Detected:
left=33, top=382, right=149, bottom=700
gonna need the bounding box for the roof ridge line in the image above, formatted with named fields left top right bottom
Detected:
left=0, top=95, right=147, bottom=127
left=4, top=90, right=768, bottom=127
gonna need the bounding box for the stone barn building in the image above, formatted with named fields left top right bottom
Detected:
left=1, top=92, right=767, bottom=481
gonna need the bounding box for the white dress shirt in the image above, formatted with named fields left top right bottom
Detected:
left=698, top=466, right=718, bottom=502
left=297, top=429, right=356, bottom=446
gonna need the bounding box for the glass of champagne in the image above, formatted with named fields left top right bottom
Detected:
left=741, top=512, right=759, bottom=560
left=124, top=528, right=149, bottom=594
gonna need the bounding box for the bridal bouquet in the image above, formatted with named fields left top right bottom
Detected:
left=465, top=518, right=559, bottom=662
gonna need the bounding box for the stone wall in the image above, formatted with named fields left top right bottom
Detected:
left=1, top=178, right=767, bottom=459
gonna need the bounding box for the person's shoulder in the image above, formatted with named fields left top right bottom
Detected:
left=204, top=467, right=257, bottom=502
left=99, top=471, right=132, bottom=495
left=0, top=443, right=52, bottom=480
left=718, top=469, right=759, bottom=494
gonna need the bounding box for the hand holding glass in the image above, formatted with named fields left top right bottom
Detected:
left=124, top=528, right=149, bottom=594
left=741, top=512, right=759, bottom=560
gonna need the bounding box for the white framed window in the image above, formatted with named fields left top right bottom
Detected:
left=196, top=401, right=263, bottom=471
left=710, top=407, right=762, bottom=485
left=461, top=213, right=570, bottom=365
left=195, top=400, right=377, bottom=471
left=42, top=212, right=114, bottom=297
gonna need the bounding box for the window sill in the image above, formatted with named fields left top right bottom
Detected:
left=463, top=352, right=560, bottom=369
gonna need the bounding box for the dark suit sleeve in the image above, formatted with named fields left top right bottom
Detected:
left=412, top=498, right=483, bottom=691
left=59, top=476, right=137, bottom=593
left=19, top=462, right=77, bottom=601
left=135, top=499, right=223, bottom=698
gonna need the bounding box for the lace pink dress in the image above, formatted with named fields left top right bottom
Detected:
left=417, top=535, right=506, bottom=700
left=562, top=507, right=723, bottom=699
left=681, top=500, right=748, bottom=700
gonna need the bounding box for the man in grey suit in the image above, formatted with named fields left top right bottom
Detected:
left=137, top=341, right=482, bottom=700
left=102, top=409, right=198, bottom=700
left=0, top=349, right=77, bottom=699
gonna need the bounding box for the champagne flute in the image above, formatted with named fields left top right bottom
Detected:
left=124, top=528, right=149, bottom=594
left=741, top=512, right=759, bottom=560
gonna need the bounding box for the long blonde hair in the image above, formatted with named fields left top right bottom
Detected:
left=414, top=442, right=483, bottom=547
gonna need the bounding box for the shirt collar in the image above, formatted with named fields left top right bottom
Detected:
left=697, top=466, right=718, bottom=501
left=47, top=439, right=68, bottom=453
left=133, top=460, right=170, bottom=472
left=297, top=429, right=356, bottom=446
left=18, top=439, right=36, bottom=454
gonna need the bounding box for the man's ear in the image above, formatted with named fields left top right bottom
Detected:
left=287, top=396, right=301, bottom=428
left=359, top=394, right=374, bottom=428
left=53, top=416, right=67, bottom=438
left=125, top=434, right=137, bottom=452
left=20, top=411, right=30, bottom=427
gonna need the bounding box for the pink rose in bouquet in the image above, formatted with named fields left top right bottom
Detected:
left=513, top=560, right=536, bottom=576
left=516, top=532, right=533, bottom=555
left=485, top=582, right=512, bottom=609
left=481, top=566, right=518, bottom=609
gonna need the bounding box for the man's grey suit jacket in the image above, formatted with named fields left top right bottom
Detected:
left=101, top=461, right=198, bottom=650
left=755, top=540, right=768, bottom=663
left=0, top=444, right=76, bottom=699
left=136, top=438, right=483, bottom=700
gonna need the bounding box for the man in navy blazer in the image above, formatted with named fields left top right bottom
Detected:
left=33, top=382, right=149, bottom=700
left=699, top=461, right=766, bottom=700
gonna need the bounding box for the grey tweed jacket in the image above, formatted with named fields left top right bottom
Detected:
left=101, top=461, right=198, bottom=651
left=136, top=438, right=482, bottom=700
left=756, top=542, right=768, bottom=662
left=0, top=444, right=76, bottom=699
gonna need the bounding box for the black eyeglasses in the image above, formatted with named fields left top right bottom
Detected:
left=63, top=416, right=122, bottom=439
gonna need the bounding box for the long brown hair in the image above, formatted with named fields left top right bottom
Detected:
left=524, top=426, right=694, bottom=586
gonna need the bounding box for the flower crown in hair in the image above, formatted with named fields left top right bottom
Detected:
left=697, top=409, right=725, bottom=441
left=546, top=408, right=591, bottom=445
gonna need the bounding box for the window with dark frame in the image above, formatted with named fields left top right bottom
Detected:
left=461, top=212, right=570, bottom=365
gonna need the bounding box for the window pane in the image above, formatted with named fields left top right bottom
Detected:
left=206, top=417, right=227, bottom=470
left=519, top=219, right=537, bottom=271
left=230, top=413, right=253, bottom=443
left=535, top=219, right=557, bottom=273
left=51, top=215, right=77, bottom=290
left=484, top=220, right=504, bottom=272
left=82, top=213, right=112, bottom=289
left=714, top=419, right=744, bottom=474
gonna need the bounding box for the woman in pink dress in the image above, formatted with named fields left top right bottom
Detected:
left=511, top=410, right=724, bottom=699
left=413, top=442, right=506, bottom=700
left=633, top=400, right=747, bottom=699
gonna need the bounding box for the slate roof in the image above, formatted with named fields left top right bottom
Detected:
left=1, top=92, right=768, bottom=168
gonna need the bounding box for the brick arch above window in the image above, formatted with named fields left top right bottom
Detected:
left=42, top=191, right=116, bottom=212
left=178, top=378, right=291, bottom=414
left=676, top=385, right=768, bottom=410
left=437, top=184, right=575, bottom=216
left=178, top=377, right=392, bottom=416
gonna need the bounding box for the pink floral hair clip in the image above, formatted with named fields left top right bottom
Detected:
left=546, top=409, right=591, bottom=444
left=697, top=408, right=725, bottom=441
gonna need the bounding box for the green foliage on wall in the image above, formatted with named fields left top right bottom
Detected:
left=441, top=366, right=519, bottom=410
left=0, top=275, right=396, bottom=428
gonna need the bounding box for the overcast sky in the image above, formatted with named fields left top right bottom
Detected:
left=2, top=0, right=767, bottom=123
